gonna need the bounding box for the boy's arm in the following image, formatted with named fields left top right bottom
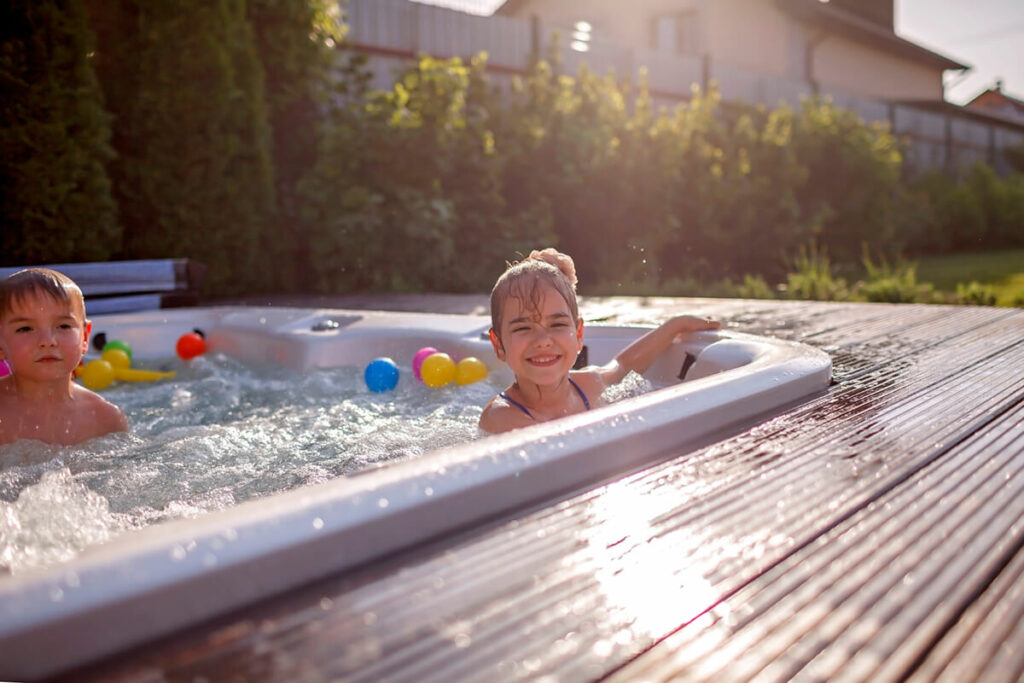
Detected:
left=596, top=315, right=722, bottom=386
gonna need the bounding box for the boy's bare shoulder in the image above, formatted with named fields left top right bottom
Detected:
left=72, top=384, right=129, bottom=434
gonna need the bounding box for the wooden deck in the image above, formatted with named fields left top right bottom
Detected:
left=68, top=298, right=1024, bottom=682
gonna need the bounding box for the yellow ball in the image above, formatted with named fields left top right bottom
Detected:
left=79, top=359, right=116, bottom=390
left=455, top=357, right=488, bottom=386
left=101, top=348, right=131, bottom=370
left=420, top=352, right=456, bottom=388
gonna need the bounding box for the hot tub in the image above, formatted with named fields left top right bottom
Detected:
left=0, top=306, right=831, bottom=678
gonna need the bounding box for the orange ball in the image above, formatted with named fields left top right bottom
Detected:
left=176, top=332, right=207, bottom=360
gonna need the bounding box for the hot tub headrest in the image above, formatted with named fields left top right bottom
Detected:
left=687, top=339, right=764, bottom=380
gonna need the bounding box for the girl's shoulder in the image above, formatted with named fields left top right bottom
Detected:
left=569, top=368, right=608, bottom=398
left=479, top=393, right=534, bottom=434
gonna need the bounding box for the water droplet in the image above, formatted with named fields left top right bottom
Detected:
left=49, top=587, right=64, bottom=602
left=312, top=517, right=324, bottom=530
left=378, top=498, right=389, bottom=508
left=170, top=545, right=188, bottom=561
left=424, top=487, right=434, bottom=497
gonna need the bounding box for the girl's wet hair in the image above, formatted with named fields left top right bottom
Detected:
left=490, top=249, right=579, bottom=341
left=0, top=268, right=85, bottom=319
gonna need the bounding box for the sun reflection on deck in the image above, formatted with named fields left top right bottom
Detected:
left=582, top=481, right=732, bottom=643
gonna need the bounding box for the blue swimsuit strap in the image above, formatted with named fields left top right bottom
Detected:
left=569, top=377, right=592, bottom=410
left=499, top=391, right=533, bottom=419
left=500, top=378, right=591, bottom=420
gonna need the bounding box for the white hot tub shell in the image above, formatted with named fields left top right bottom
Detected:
left=0, top=307, right=832, bottom=678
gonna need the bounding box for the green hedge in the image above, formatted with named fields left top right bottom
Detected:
left=3, top=4, right=1023, bottom=299
left=0, top=0, right=120, bottom=265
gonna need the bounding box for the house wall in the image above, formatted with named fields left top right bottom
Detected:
left=702, top=0, right=790, bottom=77
left=813, top=34, right=943, bottom=100
left=499, top=0, right=945, bottom=103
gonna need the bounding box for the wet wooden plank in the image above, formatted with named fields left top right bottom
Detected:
left=68, top=303, right=1024, bottom=682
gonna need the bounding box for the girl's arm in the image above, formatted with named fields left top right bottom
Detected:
left=594, top=315, right=722, bottom=386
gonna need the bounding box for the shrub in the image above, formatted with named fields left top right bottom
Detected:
left=856, top=248, right=936, bottom=303
left=91, top=0, right=275, bottom=295
left=783, top=243, right=848, bottom=301
left=954, top=281, right=997, bottom=306
left=0, top=0, right=120, bottom=265
left=788, top=97, right=904, bottom=264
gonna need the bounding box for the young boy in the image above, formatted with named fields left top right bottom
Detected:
left=0, top=268, right=127, bottom=446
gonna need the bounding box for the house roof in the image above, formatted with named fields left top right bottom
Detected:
left=493, top=0, right=527, bottom=16
left=776, top=0, right=969, bottom=71
left=965, top=84, right=1024, bottom=123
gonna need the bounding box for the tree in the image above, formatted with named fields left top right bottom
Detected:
left=0, top=0, right=119, bottom=266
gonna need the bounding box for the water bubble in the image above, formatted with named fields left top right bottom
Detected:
left=378, top=498, right=389, bottom=508
left=312, top=517, right=324, bottom=530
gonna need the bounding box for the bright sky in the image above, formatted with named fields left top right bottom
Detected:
left=895, top=0, right=1024, bottom=104
left=415, top=0, right=1024, bottom=106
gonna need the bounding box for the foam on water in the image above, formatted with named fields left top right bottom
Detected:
left=0, top=351, right=505, bottom=574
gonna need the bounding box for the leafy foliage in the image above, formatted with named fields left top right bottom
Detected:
left=0, top=0, right=120, bottom=265
left=4, top=6, right=1022, bottom=302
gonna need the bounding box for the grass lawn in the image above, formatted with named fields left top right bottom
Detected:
left=915, top=248, right=1024, bottom=306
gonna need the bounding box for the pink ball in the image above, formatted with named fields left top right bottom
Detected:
left=413, top=347, right=439, bottom=381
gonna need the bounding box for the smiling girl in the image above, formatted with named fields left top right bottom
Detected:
left=479, top=249, right=721, bottom=434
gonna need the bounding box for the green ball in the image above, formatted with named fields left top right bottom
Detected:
left=102, top=339, right=132, bottom=361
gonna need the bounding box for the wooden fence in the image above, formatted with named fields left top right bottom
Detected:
left=344, top=0, right=1024, bottom=174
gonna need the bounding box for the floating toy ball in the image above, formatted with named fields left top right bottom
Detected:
left=101, top=348, right=131, bottom=370
left=412, top=347, right=439, bottom=381
left=176, top=332, right=207, bottom=360
left=455, top=357, right=488, bottom=386
left=0, top=358, right=11, bottom=378
left=79, top=359, right=116, bottom=391
left=102, top=340, right=132, bottom=361
left=364, top=357, right=400, bottom=392
left=421, top=352, right=456, bottom=388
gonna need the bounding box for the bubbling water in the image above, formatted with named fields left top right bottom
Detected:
left=0, top=352, right=656, bottom=575
left=0, top=352, right=502, bottom=574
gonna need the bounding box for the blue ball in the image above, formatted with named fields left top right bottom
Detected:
left=364, top=357, right=399, bottom=392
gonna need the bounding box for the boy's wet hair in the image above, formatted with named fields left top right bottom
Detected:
left=0, top=268, right=85, bottom=319
left=490, top=250, right=579, bottom=342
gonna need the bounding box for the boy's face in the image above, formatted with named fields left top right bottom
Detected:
left=490, top=282, right=584, bottom=388
left=0, top=291, right=90, bottom=383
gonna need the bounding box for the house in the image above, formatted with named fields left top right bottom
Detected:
left=966, top=80, right=1024, bottom=126
left=495, top=0, right=968, bottom=104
